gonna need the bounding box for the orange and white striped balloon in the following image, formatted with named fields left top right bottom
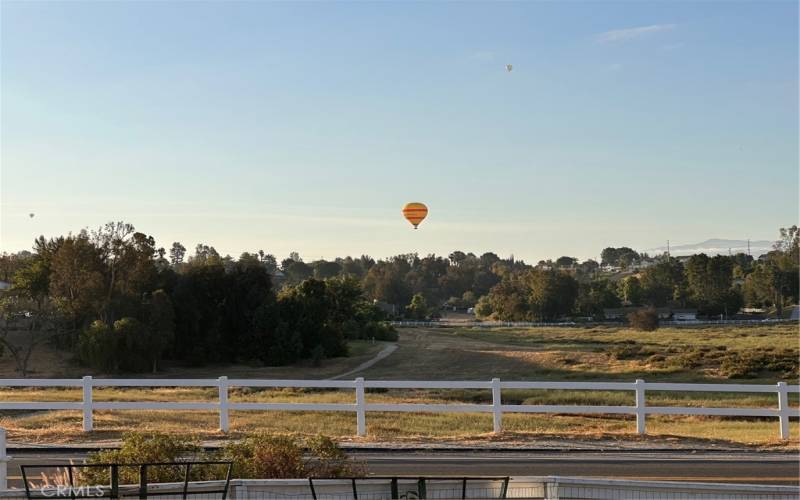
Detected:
left=402, top=202, right=428, bottom=229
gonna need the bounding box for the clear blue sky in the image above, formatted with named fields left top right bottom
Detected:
left=2, top=1, right=797, bottom=262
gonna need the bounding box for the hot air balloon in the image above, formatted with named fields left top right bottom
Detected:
left=505, top=64, right=513, bottom=72
left=29, top=213, right=34, bottom=218
left=402, top=202, right=428, bottom=229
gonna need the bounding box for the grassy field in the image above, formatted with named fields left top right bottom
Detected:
left=0, top=339, right=387, bottom=379
left=360, top=324, right=798, bottom=382
left=1, top=324, right=798, bottom=448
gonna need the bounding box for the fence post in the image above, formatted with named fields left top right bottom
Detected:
left=777, top=381, right=789, bottom=440
left=82, top=376, right=93, bottom=432
left=218, top=376, right=229, bottom=433
left=0, top=428, right=9, bottom=490
left=355, top=377, right=366, bottom=437
left=634, top=379, right=646, bottom=435
left=491, top=378, right=502, bottom=433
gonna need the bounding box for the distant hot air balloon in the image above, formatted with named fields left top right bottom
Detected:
left=505, top=64, right=513, bottom=72
left=402, top=202, right=428, bottom=229
left=29, top=213, right=34, bottom=218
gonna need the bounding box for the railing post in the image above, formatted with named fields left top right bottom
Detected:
left=777, top=381, right=789, bottom=440
left=82, top=376, right=93, bottom=432
left=0, top=428, right=9, bottom=490
left=634, top=379, right=646, bottom=435
left=355, top=377, right=366, bottom=437
left=218, top=376, right=229, bottom=433
left=491, top=378, right=502, bottom=433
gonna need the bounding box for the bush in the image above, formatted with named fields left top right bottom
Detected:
left=719, top=350, right=799, bottom=379
left=80, top=432, right=362, bottom=485
left=220, top=434, right=305, bottom=479
left=609, top=343, right=642, bottom=360
left=362, top=321, right=398, bottom=341
left=218, top=433, right=363, bottom=479
left=627, top=307, right=659, bottom=331
left=82, top=432, right=200, bottom=484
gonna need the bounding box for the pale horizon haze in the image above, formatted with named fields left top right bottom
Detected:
left=1, top=1, right=798, bottom=263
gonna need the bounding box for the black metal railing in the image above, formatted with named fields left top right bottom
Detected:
left=20, top=461, right=232, bottom=499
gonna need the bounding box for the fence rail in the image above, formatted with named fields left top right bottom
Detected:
left=0, top=377, right=797, bottom=439
left=390, top=319, right=795, bottom=328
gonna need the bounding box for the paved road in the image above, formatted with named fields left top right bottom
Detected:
left=354, top=451, right=800, bottom=485
left=5, top=450, right=799, bottom=488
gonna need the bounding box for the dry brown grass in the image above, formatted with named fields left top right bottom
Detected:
left=1, top=324, right=797, bottom=448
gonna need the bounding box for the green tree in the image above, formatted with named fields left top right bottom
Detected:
left=639, top=258, right=686, bottom=306
left=555, top=256, right=578, bottom=268
left=363, top=262, right=412, bottom=308
left=523, top=270, right=578, bottom=321
left=169, top=242, right=186, bottom=266
left=278, top=279, right=347, bottom=358
left=145, top=290, right=175, bottom=373
left=313, top=260, right=342, bottom=279
left=406, top=293, right=430, bottom=319
left=685, top=254, right=740, bottom=316
left=0, top=294, right=61, bottom=376
left=474, top=295, right=493, bottom=318
left=283, top=260, right=314, bottom=285
left=49, top=232, right=106, bottom=333
left=77, top=320, right=117, bottom=372
left=620, top=276, right=643, bottom=305
left=575, top=279, right=621, bottom=318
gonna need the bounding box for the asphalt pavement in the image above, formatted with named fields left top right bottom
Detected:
left=4, top=450, right=799, bottom=488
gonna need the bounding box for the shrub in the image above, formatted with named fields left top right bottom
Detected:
left=305, top=435, right=365, bottom=477
left=220, top=434, right=305, bottom=479
left=628, top=307, right=659, bottom=331
left=218, top=433, right=363, bottom=479
left=609, top=342, right=642, bottom=360
left=362, top=321, right=398, bottom=341
left=666, top=353, right=702, bottom=370
left=719, top=350, right=799, bottom=379
left=82, top=432, right=200, bottom=484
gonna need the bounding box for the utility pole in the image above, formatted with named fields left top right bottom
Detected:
left=667, top=240, right=670, bottom=258
left=747, top=239, right=751, bottom=256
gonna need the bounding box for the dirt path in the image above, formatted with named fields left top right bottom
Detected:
left=329, top=343, right=399, bottom=380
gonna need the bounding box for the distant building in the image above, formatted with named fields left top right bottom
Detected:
left=604, top=307, right=692, bottom=321
left=672, top=309, right=698, bottom=321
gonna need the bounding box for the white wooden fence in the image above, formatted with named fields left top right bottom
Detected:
left=391, top=319, right=794, bottom=328
left=1, top=377, right=797, bottom=439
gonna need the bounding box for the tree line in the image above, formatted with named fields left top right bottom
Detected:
left=0, top=222, right=394, bottom=375
left=0, top=223, right=797, bottom=374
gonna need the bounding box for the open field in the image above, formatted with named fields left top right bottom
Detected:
left=361, top=324, right=799, bottom=382
left=0, top=339, right=387, bottom=379
left=1, top=324, right=798, bottom=448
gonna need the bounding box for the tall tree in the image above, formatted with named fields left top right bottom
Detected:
left=169, top=242, right=186, bottom=266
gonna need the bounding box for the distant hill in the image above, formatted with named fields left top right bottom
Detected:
left=646, top=239, right=775, bottom=257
